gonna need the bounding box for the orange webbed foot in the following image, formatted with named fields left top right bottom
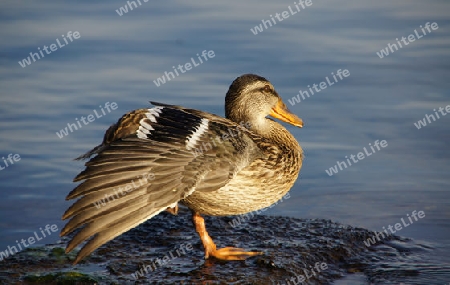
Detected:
left=209, top=246, right=263, bottom=261
left=192, top=211, right=263, bottom=261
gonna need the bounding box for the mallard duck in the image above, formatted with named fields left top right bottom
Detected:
left=61, top=74, right=303, bottom=264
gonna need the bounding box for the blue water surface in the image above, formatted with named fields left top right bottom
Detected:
left=0, top=1, right=449, bottom=283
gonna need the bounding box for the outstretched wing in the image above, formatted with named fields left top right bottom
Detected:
left=61, top=102, right=261, bottom=264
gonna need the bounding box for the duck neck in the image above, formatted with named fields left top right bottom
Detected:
left=249, top=118, right=301, bottom=151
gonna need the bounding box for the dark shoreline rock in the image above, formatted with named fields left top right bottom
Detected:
left=0, top=210, right=431, bottom=284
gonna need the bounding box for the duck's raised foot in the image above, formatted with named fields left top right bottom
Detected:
left=209, top=247, right=263, bottom=261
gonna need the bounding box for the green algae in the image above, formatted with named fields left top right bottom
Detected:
left=23, top=271, right=98, bottom=284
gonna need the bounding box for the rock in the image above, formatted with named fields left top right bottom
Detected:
left=0, top=210, right=431, bottom=284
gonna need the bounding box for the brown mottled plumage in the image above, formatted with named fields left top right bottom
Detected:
left=61, top=74, right=303, bottom=264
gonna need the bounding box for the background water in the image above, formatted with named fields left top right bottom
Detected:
left=0, top=0, right=449, bottom=284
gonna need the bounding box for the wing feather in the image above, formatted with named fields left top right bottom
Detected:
left=62, top=103, right=262, bottom=264
left=72, top=202, right=168, bottom=264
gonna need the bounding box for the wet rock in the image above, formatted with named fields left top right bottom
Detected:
left=0, top=209, right=433, bottom=284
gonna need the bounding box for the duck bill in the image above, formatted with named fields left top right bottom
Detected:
left=270, top=99, right=303, bottom=128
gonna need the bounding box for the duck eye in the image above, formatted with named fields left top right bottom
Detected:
left=262, top=85, right=271, bottom=93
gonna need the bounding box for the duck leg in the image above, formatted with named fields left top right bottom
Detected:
left=192, top=211, right=262, bottom=261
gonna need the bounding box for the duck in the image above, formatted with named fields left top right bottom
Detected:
left=61, top=74, right=304, bottom=264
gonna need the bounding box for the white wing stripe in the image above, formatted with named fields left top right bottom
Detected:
left=185, top=118, right=209, bottom=150
left=140, top=120, right=154, bottom=131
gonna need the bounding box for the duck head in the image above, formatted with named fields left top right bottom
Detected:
left=225, top=74, right=303, bottom=132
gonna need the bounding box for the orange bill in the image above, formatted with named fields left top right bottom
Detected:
left=270, top=99, right=303, bottom=128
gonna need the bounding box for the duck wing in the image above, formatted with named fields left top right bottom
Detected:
left=61, top=102, right=261, bottom=264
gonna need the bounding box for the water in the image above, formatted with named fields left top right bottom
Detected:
left=0, top=0, right=449, bottom=284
